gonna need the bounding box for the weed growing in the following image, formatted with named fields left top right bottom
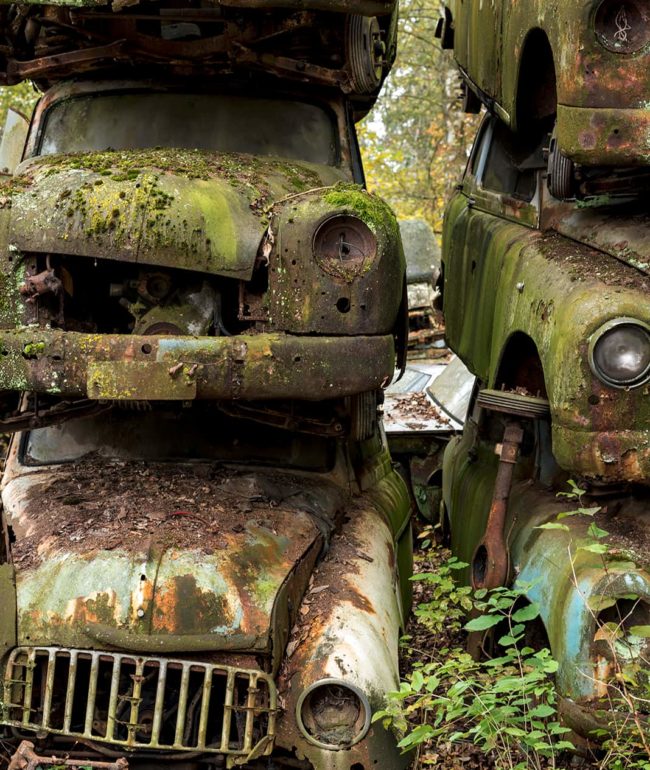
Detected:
left=383, top=502, right=650, bottom=770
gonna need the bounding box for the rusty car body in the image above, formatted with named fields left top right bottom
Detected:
left=0, top=77, right=406, bottom=415
left=438, top=0, right=650, bottom=190
left=0, top=0, right=413, bottom=764
left=1, top=401, right=413, bottom=769
left=439, top=113, right=650, bottom=736
left=0, top=0, right=398, bottom=118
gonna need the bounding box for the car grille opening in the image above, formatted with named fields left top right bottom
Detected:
left=2, top=647, right=277, bottom=757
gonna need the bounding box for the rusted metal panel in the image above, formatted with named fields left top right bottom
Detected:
left=2, top=462, right=348, bottom=654
left=88, top=361, right=197, bottom=400
left=275, top=497, right=411, bottom=769
left=267, top=186, right=404, bottom=336
left=557, top=105, right=650, bottom=167
left=551, top=202, right=650, bottom=275
left=0, top=329, right=396, bottom=401
left=447, top=0, right=650, bottom=164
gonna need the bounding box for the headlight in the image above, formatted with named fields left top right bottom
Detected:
left=296, top=679, right=371, bottom=750
left=594, top=0, right=648, bottom=54
left=312, top=215, right=377, bottom=281
left=589, top=319, right=650, bottom=388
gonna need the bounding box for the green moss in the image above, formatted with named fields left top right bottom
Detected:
left=324, top=183, right=399, bottom=237
left=23, top=341, right=45, bottom=357
left=0, top=176, right=30, bottom=209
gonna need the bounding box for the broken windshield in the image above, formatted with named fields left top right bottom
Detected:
left=37, top=92, right=338, bottom=165
left=22, top=405, right=334, bottom=470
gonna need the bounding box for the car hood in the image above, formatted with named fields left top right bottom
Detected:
left=554, top=205, right=650, bottom=277
left=3, top=461, right=345, bottom=657
left=8, top=149, right=346, bottom=280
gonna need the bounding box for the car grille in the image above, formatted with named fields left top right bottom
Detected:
left=2, top=647, right=277, bottom=758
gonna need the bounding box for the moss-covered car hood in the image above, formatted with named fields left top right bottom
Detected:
left=3, top=461, right=345, bottom=658
left=6, top=149, right=346, bottom=280
left=554, top=204, right=650, bottom=276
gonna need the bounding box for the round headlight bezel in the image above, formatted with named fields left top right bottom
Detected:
left=594, top=0, right=649, bottom=54
left=588, top=318, right=650, bottom=389
left=312, top=214, right=378, bottom=280
left=295, top=678, right=372, bottom=750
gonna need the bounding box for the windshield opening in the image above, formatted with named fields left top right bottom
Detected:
left=37, top=92, right=339, bottom=166
left=23, top=404, right=335, bottom=472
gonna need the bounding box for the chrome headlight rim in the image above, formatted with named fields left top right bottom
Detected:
left=295, top=678, right=372, bottom=751
left=588, top=317, right=650, bottom=389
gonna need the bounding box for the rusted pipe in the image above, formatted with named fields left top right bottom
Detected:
left=471, top=421, right=524, bottom=590
left=8, top=741, right=129, bottom=770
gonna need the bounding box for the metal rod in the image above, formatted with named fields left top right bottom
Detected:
left=196, top=668, right=213, bottom=749
left=84, top=654, right=100, bottom=735
left=41, top=649, right=57, bottom=729
left=63, top=650, right=78, bottom=734
left=173, top=663, right=190, bottom=748
left=220, top=670, right=235, bottom=752
left=150, top=659, right=168, bottom=746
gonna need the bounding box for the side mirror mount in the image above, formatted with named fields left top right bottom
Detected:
left=0, top=108, right=29, bottom=176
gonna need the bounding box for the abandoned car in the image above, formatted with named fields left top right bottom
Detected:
left=0, top=0, right=412, bottom=765
left=439, top=112, right=650, bottom=736
left=399, top=219, right=444, bottom=358
left=0, top=77, right=406, bottom=409
left=438, top=0, right=650, bottom=197
left=1, top=399, right=414, bottom=770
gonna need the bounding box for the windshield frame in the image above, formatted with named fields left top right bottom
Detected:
left=24, top=79, right=357, bottom=178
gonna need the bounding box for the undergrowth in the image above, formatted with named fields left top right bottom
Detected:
left=383, top=482, right=650, bottom=770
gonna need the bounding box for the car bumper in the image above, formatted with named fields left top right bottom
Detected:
left=557, top=105, right=650, bottom=166
left=0, top=329, right=395, bottom=401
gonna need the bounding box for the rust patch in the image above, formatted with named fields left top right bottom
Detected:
left=151, top=574, right=233, bottom=634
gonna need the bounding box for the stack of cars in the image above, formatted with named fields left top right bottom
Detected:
left=437, top=0, right=650, bottom=742
left=0, top=2, right=414, bottom=769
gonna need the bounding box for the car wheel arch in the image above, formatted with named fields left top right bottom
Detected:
left=513, top=27, right=557, bottom=133
left=493, top=331, right=548, bottom=399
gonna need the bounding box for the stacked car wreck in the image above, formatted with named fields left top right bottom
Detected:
left=0, top=2, right=414, bottom=769
left=437, top=0, right=650, bottom=745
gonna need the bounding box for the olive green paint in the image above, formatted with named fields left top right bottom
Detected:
left=0, top=563, right=16, bottom=659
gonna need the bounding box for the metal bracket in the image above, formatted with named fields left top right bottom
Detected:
left=8, top=741, right=129, bottom=770
left=471, top=420, right=524, bottom=590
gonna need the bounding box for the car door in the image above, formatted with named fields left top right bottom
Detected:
left=442, top=115, right=543, bottom=383
left=453, top=0, right=503, bottom=101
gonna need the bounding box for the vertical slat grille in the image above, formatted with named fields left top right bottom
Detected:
left=2, top=647, right=276, bottom=758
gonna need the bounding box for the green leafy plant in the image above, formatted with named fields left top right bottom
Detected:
left=375, top=552, right=572, bottom=770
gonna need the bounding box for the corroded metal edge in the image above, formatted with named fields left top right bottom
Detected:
left=0, top=329, right=396, bottom=400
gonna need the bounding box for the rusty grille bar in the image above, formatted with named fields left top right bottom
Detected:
left=2, top=647, right=276, bottom=758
